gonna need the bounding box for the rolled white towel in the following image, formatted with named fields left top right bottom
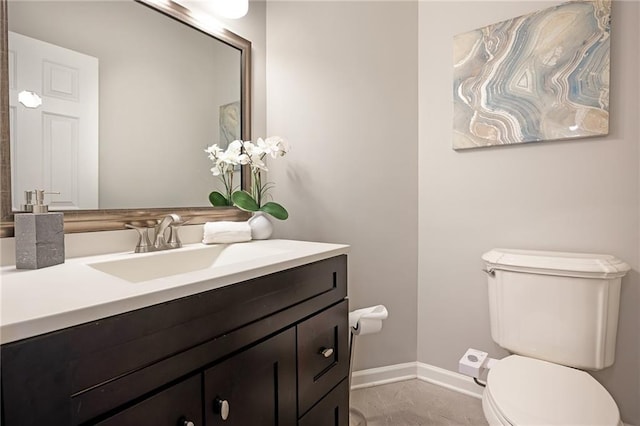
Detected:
left=202, top=221, right=251, bottom=244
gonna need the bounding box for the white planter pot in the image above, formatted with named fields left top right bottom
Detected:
left=248, top=212, right=273, bottom=240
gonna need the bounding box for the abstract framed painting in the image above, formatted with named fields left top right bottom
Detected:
left=453, top=0, right=611, bottom=150
left=219, top=101, right=241, bottom=149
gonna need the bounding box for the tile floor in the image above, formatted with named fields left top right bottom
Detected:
left=350, top=379, right=488, bottom=426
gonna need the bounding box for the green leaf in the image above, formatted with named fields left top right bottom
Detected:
left=231, top=190, right=260, bottom=212
left=260, top=202, right=289, bottom=220
left=209, top=191, right=230, bottom=207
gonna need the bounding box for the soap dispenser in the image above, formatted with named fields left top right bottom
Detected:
left=15, top=190, right=65, bottom=269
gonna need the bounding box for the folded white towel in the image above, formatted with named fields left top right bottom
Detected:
left=202, top=221, right=252, bottom=244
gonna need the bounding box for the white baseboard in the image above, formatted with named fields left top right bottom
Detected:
left=350, top=361, right=483, bottom=400
left=350, top=362, right=417, bottom=390
left=416, top=362, right=483, bottom=399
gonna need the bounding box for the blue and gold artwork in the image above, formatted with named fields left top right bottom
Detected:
left=453, top=0, right=611, bottom=150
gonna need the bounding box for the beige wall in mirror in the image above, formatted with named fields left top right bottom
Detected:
left=0, top=0, right=253, bottom=236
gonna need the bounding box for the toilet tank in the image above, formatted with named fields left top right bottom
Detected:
left=482, top=249, right=630, bottom=371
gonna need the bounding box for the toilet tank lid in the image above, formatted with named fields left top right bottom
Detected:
left=482, top=248, right=630, bottom=278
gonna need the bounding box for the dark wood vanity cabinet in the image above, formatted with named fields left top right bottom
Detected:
left=1, top=255, right=349, bottom=426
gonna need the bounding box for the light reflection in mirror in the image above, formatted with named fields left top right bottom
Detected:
left=17, top=90, right=41, bottom=108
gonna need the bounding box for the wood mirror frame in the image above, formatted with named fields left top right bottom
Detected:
left=0, top=0, right=251, bottom=237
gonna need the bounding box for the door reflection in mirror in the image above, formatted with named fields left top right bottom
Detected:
left=9, top=31, right=99, bottom=210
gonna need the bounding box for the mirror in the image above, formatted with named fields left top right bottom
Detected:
left=0, top=0, right=252, bottom=237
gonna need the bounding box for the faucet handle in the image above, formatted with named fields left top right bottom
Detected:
left=168, top=219, right=190, bottom=249
left=125, top=223, right=153, bottom=253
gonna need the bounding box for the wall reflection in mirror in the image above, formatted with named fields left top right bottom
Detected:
left=8, top=0, right=242, bottom=211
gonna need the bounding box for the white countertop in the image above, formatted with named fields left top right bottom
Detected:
left=0, top=239, right=349, bottom=345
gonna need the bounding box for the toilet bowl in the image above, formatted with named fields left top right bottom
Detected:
left=482, top=355, right=621, bottom=426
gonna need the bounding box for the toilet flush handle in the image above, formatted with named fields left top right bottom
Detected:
left=482, top=268, right=495, bottom=276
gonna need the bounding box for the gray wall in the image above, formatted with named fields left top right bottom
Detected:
left=266, top=0, right=638, bottom=424
left=418, top=2, right=639, bottom=424
left=266, top=1, right=420, bottom=370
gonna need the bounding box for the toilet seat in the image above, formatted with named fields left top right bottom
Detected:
left=484, top=355, right=621, bottom=426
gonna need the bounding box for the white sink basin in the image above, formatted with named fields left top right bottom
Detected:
left=88, top=245, right=228, bottom=283
left=87, top=243, right=294, bottom=283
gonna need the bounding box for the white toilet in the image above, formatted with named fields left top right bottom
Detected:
left=481, top=248, right=630, bottom=426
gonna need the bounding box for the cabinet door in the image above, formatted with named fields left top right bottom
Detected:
left=298, top=379, right=349, bottom=426
left=204, top=328, right=296, bottom=426
left=94, top=374, right=202, bottom=426
left=297, top=301, right=349, bottom=416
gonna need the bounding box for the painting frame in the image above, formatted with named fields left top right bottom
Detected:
left=452, top=0, right=611, bottom=150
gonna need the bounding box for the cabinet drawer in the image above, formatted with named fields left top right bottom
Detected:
left=297, top=300, right=349, bottom=416
left=298, top=379, right=349, bottom=426
left=95, top=374, right=202, bottom=426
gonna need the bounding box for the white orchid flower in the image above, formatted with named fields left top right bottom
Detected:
left=217, top=140, right=249, bottom=165
left=276, top=138, right=290, bottom=156
left=217, top=151, right=235, bottom=166
left=265, top=136, right=284, bottom=146
left=210, top=166, right=222, bottom=176
left=205, top=144, right=223, bottom=161
left=218, top=141, right=245, bottom=165
left=205, top=144, right=222, bottom=154
left=242, top=141, right=262, bottom=157
left=228, top=140, right=243, bottom=153
left=238, top=153, right=250, bottom=165
left=250, top=155, right=268, bottom=171
left=257, top=137, right=284, bottom=159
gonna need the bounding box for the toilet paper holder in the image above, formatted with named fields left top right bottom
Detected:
left=349, top=305, right=389, bottom=336
left=348, top=304, right=389, bottom=426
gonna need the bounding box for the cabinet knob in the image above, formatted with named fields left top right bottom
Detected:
left=178, top=417, right=195, bottom=426
left=320, top=347, right=334, bottom=358
left=214, top=397, right=230, bottom=421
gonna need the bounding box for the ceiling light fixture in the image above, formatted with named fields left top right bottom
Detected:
left=212, top=0, right=248, bottom=19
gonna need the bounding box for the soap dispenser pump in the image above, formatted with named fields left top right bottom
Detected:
left=20, top=190, right=35, bottom=212
left=15, top=190, right=65, bottom=269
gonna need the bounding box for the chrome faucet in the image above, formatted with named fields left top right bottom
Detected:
left=126, top=214, right=185, bottom=253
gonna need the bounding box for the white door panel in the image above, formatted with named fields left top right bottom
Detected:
left=43, top=113, right=79, bottom=209
left=9, top=31, right=99, bottom=210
